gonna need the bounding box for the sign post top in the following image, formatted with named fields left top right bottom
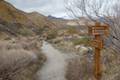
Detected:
left=88, top=22, right=109, bottom=37
left=95, top=22, right=101, bottom=27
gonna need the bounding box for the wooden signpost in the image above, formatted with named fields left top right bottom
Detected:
left=90, top=39, right=103, bottom=49
left=88, top=22, right=109, bottom=80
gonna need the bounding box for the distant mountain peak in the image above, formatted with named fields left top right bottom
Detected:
left=29, top=11, right=45, bottom=17
left=30, top=11, right=40, bottom=15
left=48, top=15, right=64, bottom=20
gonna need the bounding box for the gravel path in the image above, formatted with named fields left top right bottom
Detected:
left=36, top=41, right=68, bottom=80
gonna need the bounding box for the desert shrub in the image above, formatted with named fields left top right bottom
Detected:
left=0, top=38, right=46, bottom=80
left=36, top=25, right=50, bottom=35
left=18, top=28, right=33, bottom=36
left=0, top=49, right=35, bottom=79
left=66, top=56, right=81, bottom=80
left=72, top=36, right=90, bottom=45
left=101, top=48, right=120, bottom=80
left=47, top=29, right=58, bottom=40
left=36, top=27, right=44, bottom=35
left=66, top=53, right=94, bottom=80
left=67, top=26, right=78, bottom=35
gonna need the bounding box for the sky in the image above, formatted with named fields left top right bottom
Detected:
left=6, top=0, right=70, bottom=18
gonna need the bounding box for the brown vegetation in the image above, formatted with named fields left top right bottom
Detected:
left=65, top=48, right=94, bottom=80
left=65, top=48, right=120, bottom=80
left=0, top=37, right=46, bottom=80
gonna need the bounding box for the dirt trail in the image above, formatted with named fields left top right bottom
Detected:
left=36, top=41, right=68, bottom=80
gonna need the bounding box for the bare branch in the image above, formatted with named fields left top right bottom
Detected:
left=66, top=0, right=120, bottom=53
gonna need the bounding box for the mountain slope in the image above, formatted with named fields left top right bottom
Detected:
left=0, top=0, right=57, bottom=37
left=0, top=0, right=34, bottom=26
left=27, top=12, right=56, bottom=28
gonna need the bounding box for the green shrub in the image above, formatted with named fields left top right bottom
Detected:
left=72, top=36, right=90, bottom=45
left=36, top=25, right=51, bottom=35
left=47, top=29, right=58, bottom=40
left=19, top=28, right=33, bottom=36
left=67, top=26, right=78, bottom=35
left=36, top=27, right=46, bottom=35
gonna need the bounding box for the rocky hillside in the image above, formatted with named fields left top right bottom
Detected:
left=27, top=12, right=56, bottom=29
left=0, top=0, right=56, bottom=37
left=0, top=0, right=34, bottom=26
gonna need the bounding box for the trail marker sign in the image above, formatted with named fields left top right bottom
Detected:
left=88, top=22, right=109, bottom=80
left=88, top=22, right=109, bottom=37
left=90, top=39, right=103, bottom=49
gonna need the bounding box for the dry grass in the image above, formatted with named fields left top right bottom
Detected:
left=66, top=56, right=81, bottom=80
left=101, top=48, right=120, bottom=80
left=66, top=48, right=120, bottom=80
left=66, top=53, right=94, bottom=80
left=0, top=37, right=46, bottom=80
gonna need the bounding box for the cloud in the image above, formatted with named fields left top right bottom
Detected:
left=7, top=0, right=68, bottom=18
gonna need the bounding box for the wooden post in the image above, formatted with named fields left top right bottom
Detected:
left=88, top=22, right=109, bottom=80
left=94, top=34, right=102, bottom=80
